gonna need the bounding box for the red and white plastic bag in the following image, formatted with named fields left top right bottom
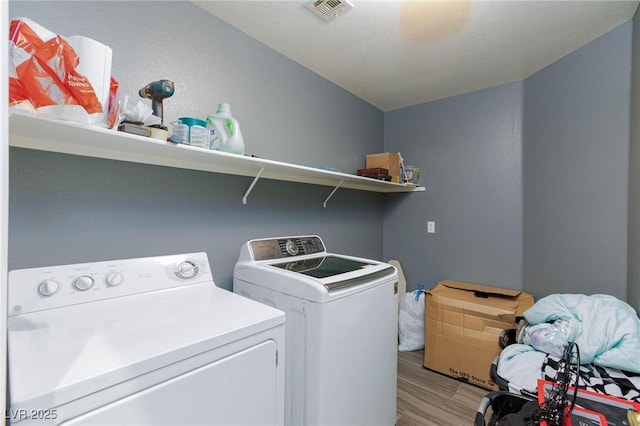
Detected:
left=9, top=17, right=119, bottom=128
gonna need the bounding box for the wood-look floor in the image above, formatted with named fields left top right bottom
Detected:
left=396, top=350, right=488, bottom=425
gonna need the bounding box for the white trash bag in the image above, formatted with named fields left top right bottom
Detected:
left=398, top=284, right=426, bottom=352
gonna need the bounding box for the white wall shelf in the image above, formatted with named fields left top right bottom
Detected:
left=9, top=113, right=425, bottom=206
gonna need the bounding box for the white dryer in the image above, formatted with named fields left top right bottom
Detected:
left=233, top=235, right=398, bottom=426
left=7, top=252, right=285, bottom=425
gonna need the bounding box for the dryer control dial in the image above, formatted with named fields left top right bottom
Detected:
left=105, top=272, right=124, bottom=287
left=175, top=261, right=199, bottom=280
left=73, top=275, right=95, bottom=291
left=37, top=279, right=59, bottom=297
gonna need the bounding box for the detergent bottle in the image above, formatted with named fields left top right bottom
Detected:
left=205, top=103, right=245, bottom=155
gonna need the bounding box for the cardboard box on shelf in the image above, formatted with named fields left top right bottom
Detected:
left=365, top=153, right=401, bottom=183
left=423, top=280, right=534, bottom=390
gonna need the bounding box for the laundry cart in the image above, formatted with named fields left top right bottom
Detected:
left=490, top=294, right=640, bottom=403
left=233, top=235, right=398, bottom=426
left=475, top=381, right=640, bottom=426
left=480, top=292, right=640, bottom=426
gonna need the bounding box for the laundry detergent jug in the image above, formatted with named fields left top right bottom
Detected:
left=206, top=103, right=245, bottom=155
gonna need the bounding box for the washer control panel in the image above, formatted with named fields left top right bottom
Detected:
left=8, top=252, right=212, bottom=316
left=249, top=236, right=326, bottom=261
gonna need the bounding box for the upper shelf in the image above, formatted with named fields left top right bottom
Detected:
left=8, top=113, right=425, bottom=194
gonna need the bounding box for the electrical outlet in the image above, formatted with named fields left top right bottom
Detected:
left=427, top=221, right=435, bottom=234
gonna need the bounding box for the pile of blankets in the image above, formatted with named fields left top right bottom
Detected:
left=496, top=293, right=640, bottom=402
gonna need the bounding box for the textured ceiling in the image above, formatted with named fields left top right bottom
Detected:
left=194, top=1, right=639, bottom=111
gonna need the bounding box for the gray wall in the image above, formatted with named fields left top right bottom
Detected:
left=9, top=1, right=638, bottom=306
left=522, top=22, right=631, bottom=301
left=383, top=22, right=633, bottom=304
left=383, top=83, right=523, bottom=291
left=629, top=10, right=640, bottom=313
left=8, top=1, right=386, bottom=290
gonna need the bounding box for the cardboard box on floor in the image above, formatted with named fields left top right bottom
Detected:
left=423, top=280, right=534, bottom=390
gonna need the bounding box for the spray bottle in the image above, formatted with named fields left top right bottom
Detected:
left=206, top=103, right=245, bottom=155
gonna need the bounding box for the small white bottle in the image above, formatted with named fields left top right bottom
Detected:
left=206, top=103, right=245, bottom=155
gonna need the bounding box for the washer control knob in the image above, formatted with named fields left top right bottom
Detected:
left=105, top=272, right=124, bottom=287
left=73, top=275, right=95, bottom=291
left=285, top=239, right=299, bottom=256
left=37, top=279, right=59, bottom=297
left=176, top=261, right=198, bottom=280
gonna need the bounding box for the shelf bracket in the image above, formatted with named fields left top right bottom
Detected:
left=243, top=167, right=265, bottom=205
left=323, top=179, right=345, bottom=208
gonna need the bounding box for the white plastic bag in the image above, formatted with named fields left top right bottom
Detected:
left=521, top=319, right=576, bottom=358
left=398, top=284, right=426, bottom=351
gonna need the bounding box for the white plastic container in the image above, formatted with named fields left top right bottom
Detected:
left=206, top=103, right=245, bottom=155
left=188, top=125, right=209, bottom=148
left=171, top=117, right=208, bottom=146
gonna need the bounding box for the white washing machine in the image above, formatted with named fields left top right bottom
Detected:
left=233, top=235, right=398, bottom=426
left=7, top=252, right=285, bottom=425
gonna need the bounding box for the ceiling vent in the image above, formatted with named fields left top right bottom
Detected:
left=304, top=0, right=353, bottom=22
